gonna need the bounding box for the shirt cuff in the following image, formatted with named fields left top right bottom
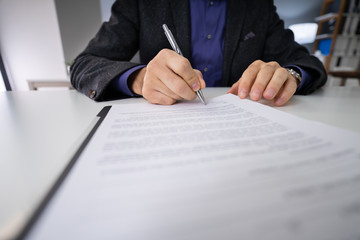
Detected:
left=113, top=65, right=146, bottom=97
left=284, top=65, right=310, bottom=92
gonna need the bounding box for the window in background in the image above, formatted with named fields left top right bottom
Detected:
left=289, top=23, right=318, bottom=44
left=274, top=0, right=324, bottom=53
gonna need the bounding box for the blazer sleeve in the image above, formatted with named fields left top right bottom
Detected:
left=70, top=0, right=141, bottom=101
left=261, top=0, right=327, bottom=95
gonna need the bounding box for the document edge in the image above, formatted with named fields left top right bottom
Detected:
left=16, top=106, right=112, bottom=240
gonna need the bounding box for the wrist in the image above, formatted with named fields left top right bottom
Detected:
left=285, top=67, right=302, bottom=86
left=129, top=67, right=146, bottom=95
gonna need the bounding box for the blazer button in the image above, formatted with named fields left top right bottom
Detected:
left=88, top=90, right=96, bottom=99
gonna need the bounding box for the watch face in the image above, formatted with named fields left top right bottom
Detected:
left=286, top=68, right=301, bottom=84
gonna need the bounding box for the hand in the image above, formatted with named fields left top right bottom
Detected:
left=227, top=60, right=298, bottom=106
left=130, top=49, right=206, bottom=105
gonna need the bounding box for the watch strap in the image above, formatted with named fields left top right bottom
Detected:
left=285, top=68, right=302, bottom=86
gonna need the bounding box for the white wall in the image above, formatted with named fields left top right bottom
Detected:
left=275, top=0, right=323, bottom=28
left=55, top=0, right=102, bottom=64
left=275, top=0, right=323, bottom=52
left=0, top=0, right=68, bottom=91
left=100, top=0, right=116, bottom=22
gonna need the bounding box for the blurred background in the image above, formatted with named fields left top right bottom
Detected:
left=1, top=0, right=357, bottom=92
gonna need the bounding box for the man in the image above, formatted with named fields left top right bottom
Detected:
left=70, top=0, right=327, bottom=105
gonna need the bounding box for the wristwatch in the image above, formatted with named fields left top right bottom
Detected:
left=286, top=68, right=302, bottom=86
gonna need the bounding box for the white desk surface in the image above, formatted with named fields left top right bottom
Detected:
left=0, top=87, right=359, bottom=239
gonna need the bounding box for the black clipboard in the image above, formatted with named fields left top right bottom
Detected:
left=16, top=106, right=112, bottom=240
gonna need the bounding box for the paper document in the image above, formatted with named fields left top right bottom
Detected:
left=25, top=94, right=360, bottom=240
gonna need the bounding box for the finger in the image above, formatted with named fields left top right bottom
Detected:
left=158, top=66, right=197, bottom=100
left=263, top=67, right=288, bottom=100
left=142, top=70, right=182, bottom=102
left=145, top=90, right=177, bottom=105
left=274, top=75, right=298, bottom=106
left=146, top=55, right=195, bottom=100
left=165, top=51, right=201, bottom=91
left=250, top=63, right=279, bottom=101
left=237, top=60, right=263, bottom=99
left=153, top=76, right=184, bottom=100
left=227, top=80, right=240, bottom=95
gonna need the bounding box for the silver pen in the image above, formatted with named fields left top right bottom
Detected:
left=162, top=24, right=206, bottom=105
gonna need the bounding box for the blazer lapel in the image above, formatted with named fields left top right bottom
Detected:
left=222, top=0, right=247, bottom=86
left=168, top=0, right=191, bottom=59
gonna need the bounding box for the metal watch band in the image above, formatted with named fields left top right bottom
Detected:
left=286, top=68, right=302, bottom=86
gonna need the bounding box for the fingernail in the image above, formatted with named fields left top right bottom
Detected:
left=275, top=97, right=285, bottom=105
left=239, top=89, right=247, bottom=98
left=264, top=89, right=275, bottom=99
left=251, top=89, right=261, bottom=100
left=192, top=82, right=199, bottom=91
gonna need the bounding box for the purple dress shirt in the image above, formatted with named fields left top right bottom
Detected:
left=189, top=0, right=227, bottom=87
left=113, top=0, right=309, bottom=96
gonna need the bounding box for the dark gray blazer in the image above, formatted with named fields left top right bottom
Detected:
left=70, top=0, right=327, bottom=101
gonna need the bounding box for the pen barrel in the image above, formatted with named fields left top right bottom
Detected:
left=162, top=24, right=183, bottom=56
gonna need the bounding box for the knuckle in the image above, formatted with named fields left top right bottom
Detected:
left=245, top=67, right=258, bottom=79
left=252, top=60, right=263, bottom=66
left=147, top=59, right=159, bottom=72
left=268, top=61, right=280, bottom=68
left=262, top=64, right=275, bottom=71
left=147, top=61, right=155, bottom=71
left=177, top=58, right=191, bottom=72
left=158, top=48, right=171, bottom=57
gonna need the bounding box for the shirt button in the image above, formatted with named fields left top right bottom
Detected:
left=204, top=67, right=208, bottom=72
left=210, top=1, right=214, bottom=6
left=207, top=34, right=212, bottom=39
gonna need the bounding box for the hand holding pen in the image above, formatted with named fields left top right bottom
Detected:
left=128, top=25, right=206, bottom=105
left=162, top=24, right=206, bottom=105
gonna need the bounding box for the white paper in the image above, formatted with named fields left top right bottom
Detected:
left=26, top=94, right=360, bottom=240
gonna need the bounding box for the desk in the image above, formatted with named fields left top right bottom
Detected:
left=0, top=87, right=359, bottom=239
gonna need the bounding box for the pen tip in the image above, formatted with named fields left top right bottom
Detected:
left=197, top=91, right=206, bottom=105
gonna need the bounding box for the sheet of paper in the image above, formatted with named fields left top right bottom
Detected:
left=26, top=94, right=360, bottom=240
